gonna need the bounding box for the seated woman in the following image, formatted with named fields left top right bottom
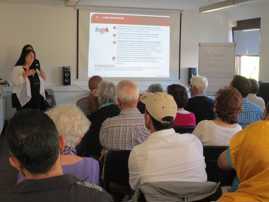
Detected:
left=218, top=119, right=269, bottom=201
left=167, top=84, right=196, bottom=127
left=193, top=87, right=242, bottom=146
left=47, top=105, right=100, bottom=184
left=76, top=81, right=120, bottom=160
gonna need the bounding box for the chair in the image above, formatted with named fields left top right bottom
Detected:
left=103, top=150, right=133, bottom=200
left=203, top=146, right=236, bottom=186
left=174, top=126, right=195, bottom=133
left=132, top=181, right=221, bottom=202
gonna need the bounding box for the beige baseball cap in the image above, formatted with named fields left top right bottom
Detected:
left=141, top=92, right=177, bottom=123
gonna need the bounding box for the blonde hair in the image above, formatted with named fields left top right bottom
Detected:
left=47, top=105, right=90, bottom=148
left=117, top=80, right=139, bottom=103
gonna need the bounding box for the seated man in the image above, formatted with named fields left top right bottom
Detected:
left=100, top=80, right=149, bottom=150
left=77, top=75, right=102, bottom=115
left=2, top=109, right=112, bottom=202
left=128, top=92, right=207, bottom=190
left=186, top=76, right=215, bottom=123
left=247, top=78, right=266, bottom=111
left=231, top=75, right=263, bottom=128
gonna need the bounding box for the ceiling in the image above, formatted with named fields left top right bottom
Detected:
left=0, top=0, right=264, bottom=10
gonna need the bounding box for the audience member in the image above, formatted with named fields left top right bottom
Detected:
left=167, top=84, right=196, bottom=127
left=46, top=105, right=100, bottom=184
left=193, top=87, right=242, bottom=146
left=77, top=75, right=102, bottom=115
left=231, top=75, right=263, bottom=128
left=218, top=120, right=269, bottom=201
left=76, top=81, right=120, bottom=159
left=137, top=83, right=163, bottom=113
left=4, top=109, right=112, bottom=202
left=247, top=78, right=265, bottom=111
left=100, top=80, right=149, bottom=150
left=129, top=92, right=207, bottom=190
left=147, top=83, right=163, bottom=93
left=186, top=76, right=215, bottom=123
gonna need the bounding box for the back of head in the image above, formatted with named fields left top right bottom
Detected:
left=96, top=81, right=116, bottom=106
left=47, top=105, right=90, bottom=148
left=142, top=92, right=177, bottom=131
left=190, top=76, right=208, bottom=95
left=7, top=109, right=59, bottom=174
left=88, top=75, right=102, bottom=91
left=215, top=87, right=242, bottom=124
left=167, top=84, right=188, bottom=109
left=231, top=75, right=250, bottom=97
left=117, top=80, right=139, bottom=106
left=147, top=83, right=163, bottom=93
left=249, top=78, right=259, bottom=94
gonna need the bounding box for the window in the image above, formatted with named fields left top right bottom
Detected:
left=233, top=18, right=261, bottom=81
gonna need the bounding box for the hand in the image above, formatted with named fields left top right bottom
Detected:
left=23, top=69, right=35, bottom=78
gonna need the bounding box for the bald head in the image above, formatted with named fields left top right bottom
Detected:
left=117, top=80, right=139, bottom=108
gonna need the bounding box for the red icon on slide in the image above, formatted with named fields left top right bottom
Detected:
left=95, top=27, right=109, bottom=34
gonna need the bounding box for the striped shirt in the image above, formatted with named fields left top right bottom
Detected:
left=239, top=98, right=263, bottom=128
left=99, top=108, right=149, bottom=150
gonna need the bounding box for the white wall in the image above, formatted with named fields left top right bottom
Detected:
left=0, top=2, right=76, bottom=86
left=181, top=10, right=229, bottom=69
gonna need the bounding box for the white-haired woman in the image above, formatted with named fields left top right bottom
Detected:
left=76, top=81, right=120, bottom=159
left=47, top=105, right=100, bottom=184
left=186, top=76, right=215, bottom=123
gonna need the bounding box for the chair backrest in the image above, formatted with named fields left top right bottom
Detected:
left=174, top=126, right=195, bottom=134
left=103, top=150, right=131, bottom=187
left=203, top=146, right=235, bottom=186
left=134, top=181, right=220, bottom=202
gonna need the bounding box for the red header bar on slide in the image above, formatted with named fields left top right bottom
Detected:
left=91, top=13, right=170, bottom=26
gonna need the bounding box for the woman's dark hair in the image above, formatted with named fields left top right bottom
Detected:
left=215, top=87, right=243, bottom=124
left=167, top=84, right=188, bottom=109
left=231, top=75, right=250, bottom=98
left=15, top=44, right=34, bottom=66
left=7, top=109, right=59, bottom=174
left=248, top=79, right=259, bottom=94
left=146, top=110, right=174, bottom=131
left=15, top=49, right=36, bottom=66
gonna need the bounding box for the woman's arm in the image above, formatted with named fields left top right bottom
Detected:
left=39, top=68, right=46, bottom=81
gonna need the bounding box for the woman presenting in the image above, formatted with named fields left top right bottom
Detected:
left=12, top=46, right=47, bottom=110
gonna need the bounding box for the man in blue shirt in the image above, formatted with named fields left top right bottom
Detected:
left=231, top=75, right=263, bottom=128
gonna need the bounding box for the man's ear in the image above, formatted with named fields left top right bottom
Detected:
left=58, top=135, right=65, bottom=152
left=144, top=112, right=152, bottom=130
left=9, top=156, right=21, bottom=171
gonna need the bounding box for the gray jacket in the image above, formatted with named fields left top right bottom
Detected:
left=132, top=181, right=220, bottom=202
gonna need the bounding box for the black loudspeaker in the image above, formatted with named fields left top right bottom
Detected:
left=63, top=66, right=71, bottom=86
left=188, top=67, right=198, bottom=84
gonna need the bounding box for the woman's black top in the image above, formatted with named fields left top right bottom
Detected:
left=22, top=60, right=47, bottom=110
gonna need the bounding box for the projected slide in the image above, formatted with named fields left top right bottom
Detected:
left=88, top=13, right=170, bottom=78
